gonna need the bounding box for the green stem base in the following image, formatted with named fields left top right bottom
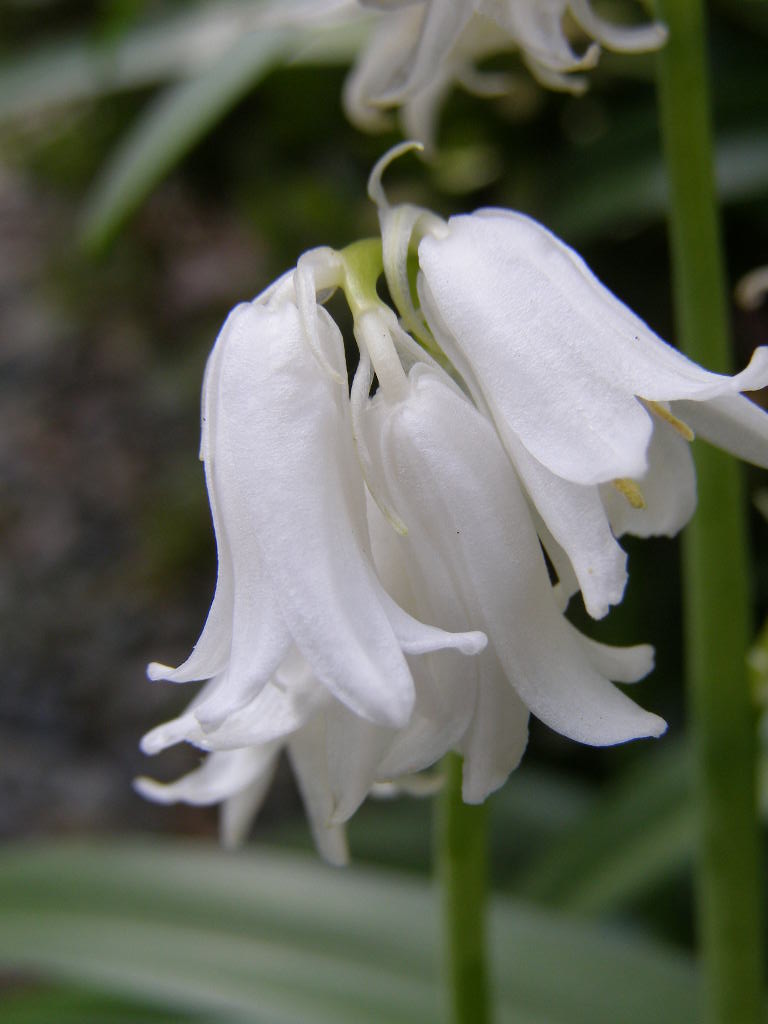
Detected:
left=435, top=754, right=491, bottom=1024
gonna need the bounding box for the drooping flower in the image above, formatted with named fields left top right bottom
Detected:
left=411, top=208, right=768, bottom=617
left=137, top=651, right=350, bottom=864
left=361, top=351, right=664, bottom=801
left=344, top=0, right=667, bottom=146
left=140, top=250, right=490, bottom=858
left=145, top=145, right=768, bottom=851
left=147, top=257, right=485, bottom=732
left=140, top=293, right=665, bottom=839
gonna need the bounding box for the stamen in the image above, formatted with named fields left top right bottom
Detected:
left=612, top=478, right=646, bottom=509
left=641, top=398, right=695, bottom=442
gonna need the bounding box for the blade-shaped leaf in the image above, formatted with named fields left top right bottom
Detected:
left=78, top=29, right=294, bottom=253
left=546, top=129, right=768, bottom=241
left=0, top=986, right=205, bottom=1024
left=513, top=741, right=694, bottom=914
left=0, top=839, right=706, bottom=1023
left=0, top=2, right=367, bottom=122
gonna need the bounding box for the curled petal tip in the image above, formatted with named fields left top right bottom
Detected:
left=138, top=730, right=163, bottom=756
left=367, top=140, right=425, bottom=209
left=194, top=705, right=230, bottom=734
left=648, top=714, right=668, bottom=739
left=133, top=776, right=173, bottom=804
left=580, top=42, right=601, bottom=70
left=456, top=630, right=488, bottom=655
left=653, top=23, right=669, bottom=46
left=146, top=662, right=172, bottom=682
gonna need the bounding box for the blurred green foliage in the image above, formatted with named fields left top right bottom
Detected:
left=2, top=0, right=768, bottom=1019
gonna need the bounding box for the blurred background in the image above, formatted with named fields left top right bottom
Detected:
left=2, top=1, right=768, bottom=1020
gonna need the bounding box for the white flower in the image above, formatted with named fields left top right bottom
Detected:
left=139, top=310, right=665, bottom=832
left=345, top=0, right=667, bottom=146
left=411, top=208, right=768, bottom=618
left=149, top=152, right=757, bottom=847
left=147, top=255, right=485, bottom=731
left=137, top=651, right=349, bottom=864
left=138, top=645, right=455, bottom=862
left=361, top=347, right=664, bottom=801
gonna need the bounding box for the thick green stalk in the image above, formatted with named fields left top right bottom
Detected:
left=435, top=754, right=491, bottom=1024
left=655, top=3, right=763, bottom=1021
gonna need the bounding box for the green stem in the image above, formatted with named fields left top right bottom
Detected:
left=654, top=3, right=764, bottom=1021
left=435, top=754, right=491, bottom=1024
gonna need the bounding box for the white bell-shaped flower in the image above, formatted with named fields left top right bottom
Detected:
left=415, top=209, right=768, bottom=617
left=346, top=0, right=667, bottom=144
left=361, top=354, right=665, bottom=800
left=137, top=645, right=451, bottom=862
left=136, top=667, right=349, bottom=864
left=148, top=262, right=485, bottom=731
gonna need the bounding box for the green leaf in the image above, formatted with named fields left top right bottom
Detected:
left=0, top=839, right=705, bottom=1023
left=78, top=29, right=294, bottom=253
left=0, top=986, right=203, bottom=1024
left=546, top=129, right=768, bottom=241
left=0, top=3, right=367, bottom=122
left=514, top=741, right=694, bottom=914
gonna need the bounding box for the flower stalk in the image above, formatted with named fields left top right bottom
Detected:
left=435, top=754, right=490, bottom=1024
left=655, top=2, right=764, bottom=1021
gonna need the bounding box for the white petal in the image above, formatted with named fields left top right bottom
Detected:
left=375, top=0, right=475, bottom=103
left=367, top=367, right=666, bottom=747
left=197, top=651, right=332, bottom=750
left=325, top=703, right=394, bottom=824
left=531, top=508, right=580, bottom=611
left=193, top=577, right=292, bottom=731
left=378, top=650, right=477, bottom=777
left=367, top=495, right=479, bottom=777
left=214, top=298, right=416, bottom=727
left=672, top=392, right=768, bottom=470
left=486, top=0, right=598, bottom=73
left=567, top=0, right=668, bottom=53
left=139, top=675, right=224, bottom=754
left=600, top=417, right=697, bottom=539
left=498, top=426, right=628, bottom=619
left=140, top=710, right=203, bottom=755
left=418, top=211, right=768, bottom=485
left=220, top=761, right=278, bottom=848
left=342, top=7, right=418, bottom=129
left=400, top=73, right=452, bottom=151
left=572, top=630, right=654, bottom=684
left=379, top=587, right=486, bottom=655
left=460, top=658, right=529, bottom=804
left=146, top=303, right=253, bottom=685
left=134, top=746, right=278, bottom=806
left=288, top=719, right=349, bottom=866
left=520, top=57, right=587, bottom=94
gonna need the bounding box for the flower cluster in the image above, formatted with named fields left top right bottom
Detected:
left=345, top=0, right=668, bottom=146
left=138, top=150, right=768, bottom=862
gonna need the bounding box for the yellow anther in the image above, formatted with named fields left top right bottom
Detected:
left=612, top=478, right=646, bottom=509
left=641, top=399, right=695, bottom=442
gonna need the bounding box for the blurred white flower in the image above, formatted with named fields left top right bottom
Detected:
left=344, top=0, right=667, bottom=146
